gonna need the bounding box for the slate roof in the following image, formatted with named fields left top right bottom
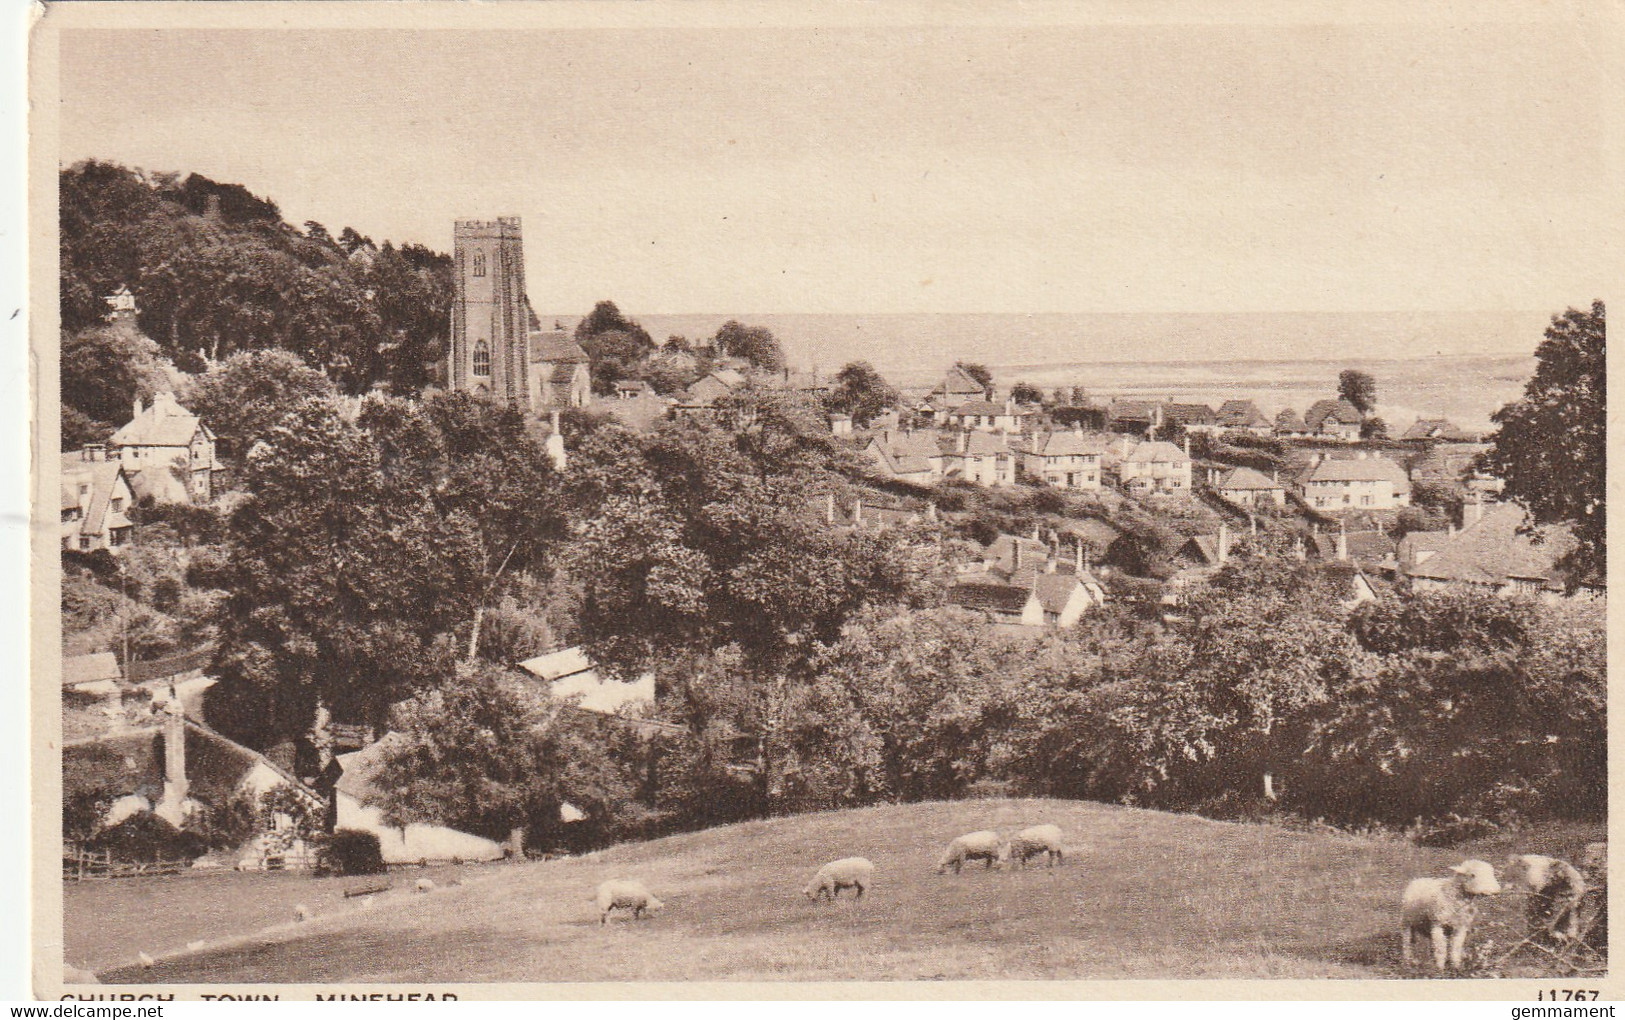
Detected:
left=1301, top=455, right=1409, bottom=489
left=1216, top=400, right=1271, bottom=428
left=1215, top=466, right=1283, bottom=491
left=529, top=327, right=590, bottom=364
left=948, top=580, right=1035, bottom=615
left=1310, top=529, right=1398, bottom=563
left=953, top=432, right=1012, bottom=457
left=1396, top=529, right=1453, bottom=571
left=1163, top=403, right=1217, bottom=426
left=1123, top=441, right=1190, bottom=464
left=1007, top=568, right=1098, bottom=616
left=1306, top=399, right=1364, bottom=430
left=1400, top=418, right=1477, bottom=442
left=932, top=365, right=987, bottom=397
left=63, top=652, right=122, bottom=689
left=110, top=392, right=210, bottom=449
left=1026, top=431, right=1106, bottom=457
left=1405, top=503, right=1579, bottom=590
left=981, top=533, right=1050, bottom=576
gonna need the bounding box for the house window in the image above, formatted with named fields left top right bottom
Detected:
left=472, top=251, right=486, bottom=277
left=473, top=340, right=491, bottom=377
left=1360, top=495, right=1373, bottom=506
left=110, top=528, right=129, bottom=548
left=79, top=537, right=90, bottom=551
left=110, top=497, right=123, bottom=512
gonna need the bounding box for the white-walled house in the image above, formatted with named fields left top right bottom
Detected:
left=1022, top=429, right=1105, bottom=489
left=1296, top=453, right=1410, bottom=511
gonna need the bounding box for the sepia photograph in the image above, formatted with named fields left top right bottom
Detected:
left=30, top=0, right=1616, bottom=999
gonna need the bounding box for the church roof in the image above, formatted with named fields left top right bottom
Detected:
left=531, top=328, right=589, bottom=365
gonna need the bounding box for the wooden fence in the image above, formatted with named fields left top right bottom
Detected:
left=63, top=847, right=190, bottom=881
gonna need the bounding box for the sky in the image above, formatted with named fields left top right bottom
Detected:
left=48, top=4, right=1619, bottom=348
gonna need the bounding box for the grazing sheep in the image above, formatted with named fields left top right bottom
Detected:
left=999, top=825, right=1064, bottom=869
left=137, top=952, right=155, bottom=969
left=415, top=878, right=435, bottom=894
left=293, top=903, right=312, bottom=923
left=1401, top=859, right=1502, bottom=970
left=1505, top=854, right=1587, bottom=943
left=937, top=831, right=1002, bottom=874
left=804, top=857, right=874, bottom=902
left=596, top=879, right=664, bottom=925
left=186, top=940, right=206, bottom=952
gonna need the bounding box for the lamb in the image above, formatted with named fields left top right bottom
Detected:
left=937, top=830, right=1002, bottom=874
left=803, top=857, right=874, bottom=902
left=1505, top=854, right=1587, bottom=943
left=415, top=878, right=435, bottom=894
left=999, top=824, right=1064, bottom=869
left=596, top=879, right=664, bottom=925
left=1401, top=859, right=1502, bottom=970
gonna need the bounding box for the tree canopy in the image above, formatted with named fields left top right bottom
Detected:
left=1484, top=301, right=1605, bottom=583
left=1337, top=369, right=1377, bottom=414
left=826, top=361, right=899, bottom=426
left=956, top=361, right=993, bottom=391
left=713, top=320, right=785, bottom=373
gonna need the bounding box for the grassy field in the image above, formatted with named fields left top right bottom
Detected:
left=82, top=799, right=1602, bottom=983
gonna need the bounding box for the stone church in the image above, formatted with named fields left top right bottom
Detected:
left=446, top=217, right=591, bottom=412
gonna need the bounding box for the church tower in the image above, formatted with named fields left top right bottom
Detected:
left=448, top=217, right=531, bottom=409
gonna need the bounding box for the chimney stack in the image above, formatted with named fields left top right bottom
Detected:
left=154, top=699, right=190, bottom=827
left=1466, top=495, right=1485, bottom=527
left=825, top=492, right=836, bottom=525
left=1076, top=539, right=1085, bottom=573
left=1218, top=522, right=1230, bottom=564
left=852, top=500, right=863, bottom=525
left=133, top=396, right=143, bottom=420
left=1336, top=520, right=1349, bottom=562
left=1012, top=538, right=1022, bottom=574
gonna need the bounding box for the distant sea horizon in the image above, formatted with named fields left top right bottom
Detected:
left=543, top=309, right=1548, bottom=429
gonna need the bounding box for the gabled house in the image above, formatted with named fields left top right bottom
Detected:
left=947, top=579, right=1043, bottom=627
left=110, top=392, right=219, bottom=504
left=1400, top=418, right=1478, bottom=443
left=1296, top=452, right=1410, bottom=511
left=526, top=312, right=593, bottom=410
left=942, top=430, right=1014, bottom=486
left=61, top=447, right=135, bottom=553
left=1021, top=428, right=1105, bottom=489
left=1403, top=502, right=1598, bottom=600
left=685, top=368, right=748, bottom=406
left=947, top=399, right=1034, bottom=435
left=1163, top=403, right=1218, bottom=433
left=1212, top=466, right=1286, bottom=507
left=1305, top=399, right=1364, bottom=441
left=1106, top=400, right=1163, bottom=436
left=1118, top=440, right=1193, bottom=496
left=929, top=365, right=989, bottom=408
left=863, top=430, right=944, bottom=485
left=1216, top=399, right=1272, bottom=435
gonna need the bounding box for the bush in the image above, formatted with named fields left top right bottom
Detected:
left=87, top=812, right=210, bottom=863
left=316, top=828, right=387, bottom=876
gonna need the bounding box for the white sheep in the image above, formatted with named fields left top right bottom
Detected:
left=937, top=830, right=1002, bottom=874
left=186, top=940, right=206, bottom=952
left=999, top=824, right=1064, bottom=869
left=804, top=857, right=874, bottom=902
left=1505, top=854, right=1587, bottom=943
left=1401, top=859, right=1502, bottom=970
left=415, top=877, right=435, bottom=894
left=137, top=952, right=155, bottom=969
left=596, top=879, right=664, bottom=925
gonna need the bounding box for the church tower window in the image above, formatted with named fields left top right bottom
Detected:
left=472, top=251, right=486, bottom=277
left=473, top=340, right=491, bottom=377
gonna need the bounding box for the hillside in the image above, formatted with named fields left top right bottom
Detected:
left=87, top=798, right=1598, bottom=983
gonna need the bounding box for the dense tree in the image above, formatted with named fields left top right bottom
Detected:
left=1338, top=369, right=1378, bottom=414
left=180, top=348, right=336, bottom=458
left=826, top=361, right=899, bottom=427
left=59, top=161, right=451, bottom=394
left=1484, top=301, right=1606, bottom=583
left=712, top=320, right=785, bottom=373
left=375, top=666, right=637, bottom=845
left=1009, top=381, right=1043, bottom=405
left=1359, top=416, right=1388, bottom=441
left=60, top=318, right=169, bottom=448
left=207, top=397, right=495, bottom=748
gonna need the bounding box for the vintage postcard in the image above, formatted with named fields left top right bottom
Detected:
left=28, top=0, right=1622, bottom=1002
